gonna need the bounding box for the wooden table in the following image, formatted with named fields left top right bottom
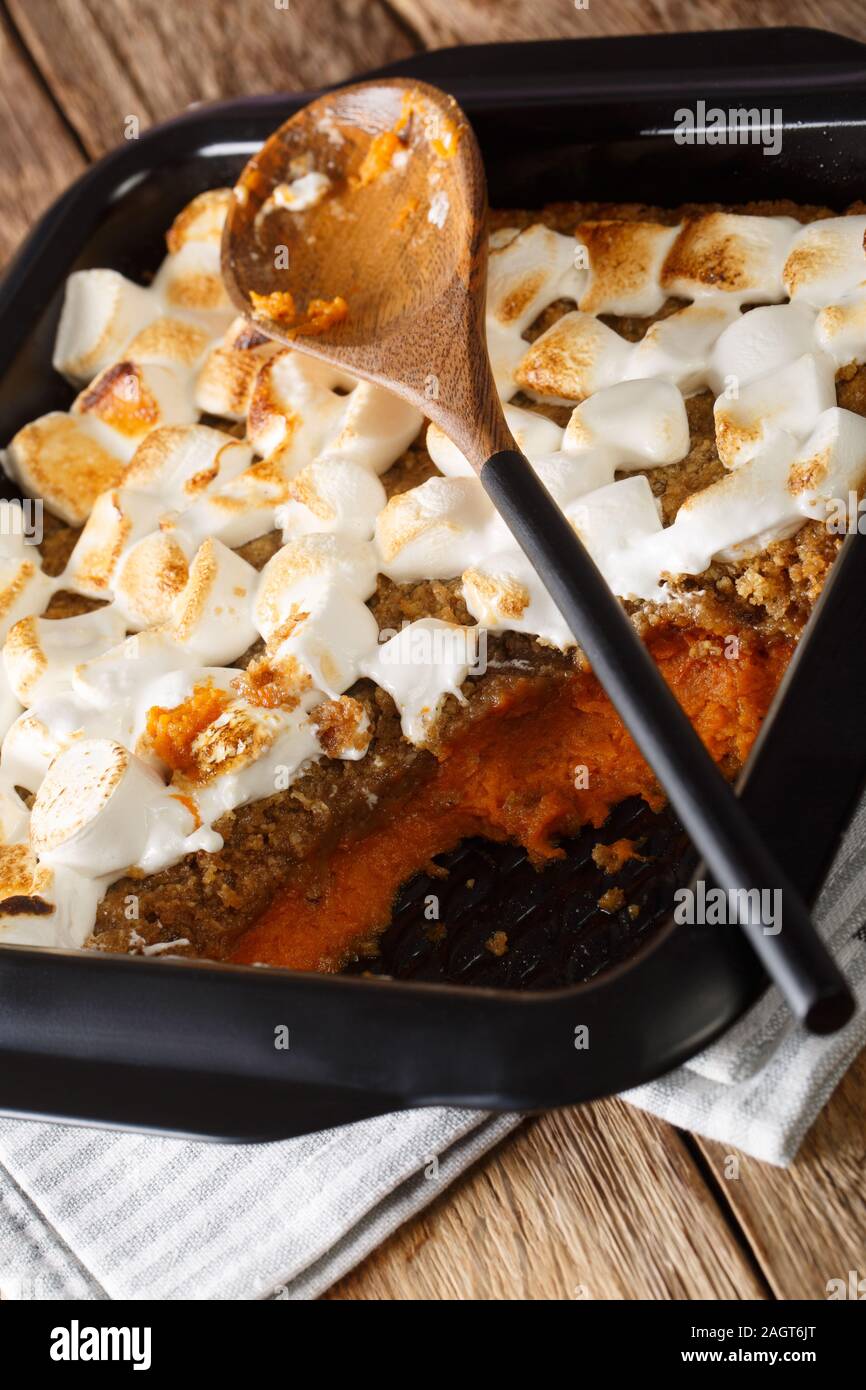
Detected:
left=4, top=0, right=865, bottom=1300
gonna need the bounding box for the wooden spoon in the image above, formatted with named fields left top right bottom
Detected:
left=222, top=77, right=854, bottom=1033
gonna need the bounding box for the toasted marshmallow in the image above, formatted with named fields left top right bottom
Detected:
left=0, top=779, right=29, bottom=842
left=566, top=476, right=664, bottom=598
left=782, top=216, right=866, bottom=307
left=113, top=530, right=192, bottom=629
left=661, top=213, right=798, bottom=304
left=124, top=316, right=211, bottom=372
left=815, top=291, right=866, bottom=368
left=714, top=352, right=837, bottom=468
left=194, top=318, right=281, bottom=420
left=0, top=841, right=53, bottom=915
left=53, top=269, right=158, bottom=385
left=30, top=738, right=190, bottom=878
left=4, top=412, right=125, bottom=525
left=73, top=628, right=193, bottom=715
left=1, top=690, right=113, bottom=793
left=247, top=351, right=355, bottom=461
left=63, top=488, right=165, bottom=598
left=563, top=379, right=690, bottom=466
left=787, top=407, right=866, bottom=520
left=486, top=225, right=585, bottom=398
left=254, top=535, right=379, bottom=643
left=276, top=458, right=386, bottom=541
left=74, top=359, right=197, bottom=457
left=3, top=607, right=127, bottom=705
left=152, top=238, right=233, bottom=329
left=178, top=454, right=291, bottom=549
left=168, top=538, right=258, bottom=664
left=426, top=404, right=563, bottom=479
left=532, top=450, right=616, bottom=508
left=514, top=311, right=632, bottom=404
left=122, top=424, right=252, bottom=510
left=165, top=697, right=320, bottom=827
left=375, top=476, right=503, bottom=582
left=268, top=578, right=380, bottom=697
left=0, top=502, right=32, bottom=560
left=361, top=618, right=473, bottom=745
left=627, top=302, right=740, bottom=395
left=707, top=302, right=817, bottom=396
left=463, top=548, right=574, bottom=650
left=166, top=189, right=233, bottom=254
left=665, top=433, right=801, bottom=572
left=0, top=556, right=55, bottom=644
left=0, top=663, right=21, bottom=742
left=323, top=381, right=423, bottom=474
left=576, top=220, right=679, bottom=317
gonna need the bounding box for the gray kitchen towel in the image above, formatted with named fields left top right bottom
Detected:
left=0, top=798, right=864, bottom=1300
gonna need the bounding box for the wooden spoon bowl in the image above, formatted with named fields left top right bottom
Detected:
left=222, top=78, right=507, bottom=466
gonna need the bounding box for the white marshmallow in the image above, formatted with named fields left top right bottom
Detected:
left=462, top=548, right=574, bottom=651
left=276, top=458, right=386, bottom=541
left=566, top=476, right=664, bottom=598
left=563, top=379, right=690, bottom=466
left=3, top=607, right=127, bottom=706
left=269, top=578, right=380, bottom=697
left=783, top=216, right=866, bottom=307
left=426, top=404, right=563, bottom=479
left=151, top=239, right=234, bottom=330
left=486, top=225, right=585, bottom=398
left=53, top=269, right=158, bottom=385
left=254, top=535, right=379, bottom=644
left=247, top=350, right=355, bottom=462
left=63, top=488, right=166, bottom=598
left=73, top=628, right=193, bottom=716
left=627, top=302, right=740, bottom=395
left=787, top=407, right=866, bottom=521
left=0, top=555, right=55, bottom=644
left=179, top=456, right=292, bottom=549
left=375, top=476, right=503, bottom=582
left=30, top=738, right=190, bottom=878
left=707, top=302, right=818, bottom=396
left=323, top=381, right=422, bottom=474
left=113, top=530, right=193, bottom=629
left=714, top=352, right=837, bottom=468
left=123, top=424, right=252, bottom=510
left=361, top=618, right=474, bottom=745
left=0, top=779, right=29, bottom=842
left=73, top=360, right=198, bottom=460
left=168, top=538, right=258, bottom=664
left=815, top=290, right=866, bottom=368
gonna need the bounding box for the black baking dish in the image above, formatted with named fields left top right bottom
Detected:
left=0, top=28, right=865, bottom=1140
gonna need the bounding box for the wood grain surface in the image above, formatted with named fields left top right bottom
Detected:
left=5, top=0, right=416, bottom=157
left=1, top=0, right=865, bottom=1302
left=0, top=11, right=85, bottom=266
left=326, top=1100, right=769, bottom=1300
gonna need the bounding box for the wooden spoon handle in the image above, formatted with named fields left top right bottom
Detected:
left=481, top=449, right=855, bottom=1035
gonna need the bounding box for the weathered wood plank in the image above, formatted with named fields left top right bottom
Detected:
left=0, top=11, right=86, bottom=268
left=697, top=1046, right=866, bottom=1301
left=325, top=1100, right=768, bottom=1300
left=6, top=0, right=417, bottom=158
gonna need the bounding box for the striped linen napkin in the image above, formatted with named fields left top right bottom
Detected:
left=0, top=799, right=863, bottom=1300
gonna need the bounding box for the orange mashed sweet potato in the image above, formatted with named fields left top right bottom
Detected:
left=230, top=629, right=791, bottom=972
